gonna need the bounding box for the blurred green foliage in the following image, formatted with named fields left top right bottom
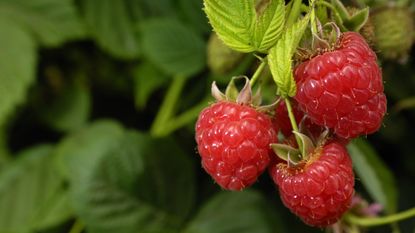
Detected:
left=0, top=0, right=414, bottom=233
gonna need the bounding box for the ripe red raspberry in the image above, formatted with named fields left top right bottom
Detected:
left=195, top=101, right=277, bottom=191
left=294, top=32, right=387, bottom=138
left=270, top=141, right=355, bottom=227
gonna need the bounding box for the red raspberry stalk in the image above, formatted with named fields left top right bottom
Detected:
left=195, top=78, right=277, bottom=190
left=294, top=32, right=387, bottom=139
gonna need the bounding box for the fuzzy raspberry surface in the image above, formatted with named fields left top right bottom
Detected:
left=195, top=101, right=277, bottom=190
left=270, top=142, right=355, bottom=227
left=294, top=32, right=387, bottom=138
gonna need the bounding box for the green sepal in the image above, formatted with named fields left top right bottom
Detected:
left=293, top=131, right=315, bottom=160
left=211, top=81, right=226, bottom=101
left=270, top=143, right=301, bottom=164
left=236, top=76, right=252, bottom=104
left=331, top=0, right=369, bottom=32
left=251, top=87, right=263, bottom=107
left=225, top=78, right=240, bottom=101
left=345, top=8, right=369, bottom=32
left=212, top=76, right=254, bottom=105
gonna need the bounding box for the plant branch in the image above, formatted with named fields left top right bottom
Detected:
left=150, top=76, right=186, bottom=137
left=160, top=95, right=212, bottom=136
left=345, top=207, right=415, bottom=227
left=250, top=57, right=267, bottom=87
left=284, top=98, right=303, bottom=150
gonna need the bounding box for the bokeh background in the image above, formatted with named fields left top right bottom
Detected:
left=0, top=0, right=415, bottom=232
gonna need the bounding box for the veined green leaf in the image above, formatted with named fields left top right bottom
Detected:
left=253, top=0, right=285, bottom=52
left=36, top=79, right=91, bottom=132
left=80, top=0, right=140, bottom=59
left=0, top=18, right=36, bottom=127
left=183, top=191, right=285, bottom=233
left=0, top=0, right=85, bottom=46
left=204, top=0, right=285, bottom=53
left=141, top=19, right=206, bottom=77
left=0, top=145, right=72, bottom=232
left=56, top=121, right=195, bottom=233
left=347, top=138, right=398, bottom=213
left=204, top=0, right=255, bottom=52
left=268, top=15, right=310, bottom=97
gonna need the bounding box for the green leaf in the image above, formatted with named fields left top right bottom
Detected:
left=0, top=127, right=10, bottom=166
left=36, top=80, right=91, bottom=132
left=0, top=145, right=72, bottom=233
left=331, top=0, right=350, bottom=20
left=253, top=0, right=285, bottom=52
left=141, top=19, right=206, bottom=77
left=0, top=18, right=36, bottom=127
left=183, top=190, right=285, bottom=233
left=134, top=0, right=175, bottom=19
left=0, top=0, right=85, bottom=46
left=269, top=15, right=310, bottom=97
left=203, top=0, right=285, bottom=53
left=80, top=0, right=140, bottom=59
left=133, top=62, right=170, bottom=109
left=55, top=120, right=125, bottom=179
left=179, top=0, right=210, bottom=35
left=347, top=138, right=398, bottom=213
left=345, top=8, right=369, bottom=32
left=203, top=0, right=255, bottom=52
left=56, top=121, right=195, bottom=233
left=31, top=189, right=72, bottom=231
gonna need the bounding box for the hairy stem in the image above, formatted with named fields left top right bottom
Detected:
left=250, top=57, right=268, bottom=87
left=284, top=98, right=303, bottom=150
left=346, top=207, right=415, bottom=227
left=150, top=76, right=186, bottom=137
left=161, top=95, right=211, bottom=136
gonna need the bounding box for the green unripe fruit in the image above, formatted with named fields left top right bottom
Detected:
left=371, top=7, right=414, bottom=61
left=207, top=33, right=245, bottom=75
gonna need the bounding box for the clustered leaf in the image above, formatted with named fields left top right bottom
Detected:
left=203, top=0, right=285, bottom=53
left=268, top=14, right=310, bottom=97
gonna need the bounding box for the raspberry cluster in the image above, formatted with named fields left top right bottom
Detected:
left=195, top=32, right=386, bottom=227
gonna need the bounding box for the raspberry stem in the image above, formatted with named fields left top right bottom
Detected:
left=345, top=207, right=415, bottom=227
left=284, top=98, right=303, bottom=152
left=249, top=57, right=267, bottom=87
left=150, top=76, right=186, bottom=137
